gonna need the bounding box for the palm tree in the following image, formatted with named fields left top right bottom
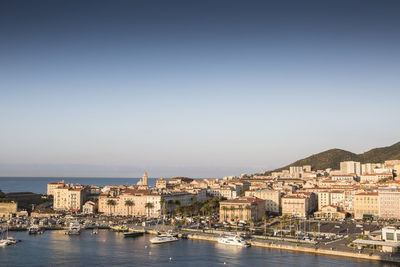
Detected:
left=221, top=206, right=228, bottom=221
left=238, top=206, right=244, bottom=221
left=106, top=199, right=116, bottom=215
left=262, top=215, right=268, bottom=235
left=145, top=202, right=154, bottom=218
left=161, top=199, right=166, bottom=217
left=125, top=200, right=134, bottom=216
left=229, top=206, right=236, bottom=222
left=244, top=205, right=251, bottom=221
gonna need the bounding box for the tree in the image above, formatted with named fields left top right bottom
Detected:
left=262, top=215, right=268, bottom=235
left=125, top=200, right=134, bottom=216
left=238, top=206, right=244, bottom=220
left=244, top=205, right=251, bottom=221
left=229, top=206, right=236, bottom=222
left=145, top=202, right=154, bottom=218
left=161, top=199, right=166, bottom=217
left=221, top=206, right=228, bottom=221
left=107, top=199, right=116, bottom=215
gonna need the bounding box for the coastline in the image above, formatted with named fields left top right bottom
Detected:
left=161, top=231, right=400, bottom=264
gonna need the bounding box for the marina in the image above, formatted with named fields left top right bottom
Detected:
left=1, top=230, right=397, bottom=267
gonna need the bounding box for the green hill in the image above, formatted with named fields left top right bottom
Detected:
left=263, top=141, right=400, bottom=174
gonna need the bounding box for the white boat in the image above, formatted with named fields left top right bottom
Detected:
left=6, top=237, right=20, bottom=244
left=65, top=221, right=81, bottom=235
left=216, top=234, right=250, bottom=247
left=150, top=233, right=178, bottom=244
left=0, top=239, right=11, bottom=247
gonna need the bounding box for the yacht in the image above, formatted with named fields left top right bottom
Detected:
left=216, top=234, right=250, bottom=247
left=150, top=233, right=178, bottom=244
left=65, top=221, right=81, bottom=235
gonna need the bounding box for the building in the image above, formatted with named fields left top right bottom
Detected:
left=46, top=181, right=65, bottom=196
left=314, top=205, right=346, bottom=220
left=282, top=192, right=316, bottom=218
left=361, top=163, right=383, bottom=174
left=245, top=189, right=281, bottom=214
left=98, top=189, right=162, bottom=217
left=219, top=197, right=265, bottom=223
left=378, top=187, right=400, bottom=219
left=156, top=178, right=167, bottom=189
left=384, top=160, right=400, bottom=177
left=0, top=201, right=17, bottom=218
left=169, top=177, right=194, bottom=185
left=340, top=161, right=361, bottom=176
left=331, top=174, right=357, bottom=181
left=53, top=185, right=87, bottom=211
left=382, top=226, right=400, bottom=242
left=360, top=173, right=393, bottom=183
left=82, top=201, right=97, bottom=214
left=354, top=192, right=379, bottom=220
left=137, top=172, right=149, bottom=186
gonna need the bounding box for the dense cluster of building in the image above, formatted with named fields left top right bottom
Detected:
left=40, top=159, right=400, bottom=224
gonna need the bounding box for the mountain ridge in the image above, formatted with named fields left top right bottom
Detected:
left=263, top=141, right=400, bottom=175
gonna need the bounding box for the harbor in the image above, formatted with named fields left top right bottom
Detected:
left=1, top=229, right=397, bottom=267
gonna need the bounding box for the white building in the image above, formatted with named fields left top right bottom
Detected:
left=340, top=161, right=361, bottom=176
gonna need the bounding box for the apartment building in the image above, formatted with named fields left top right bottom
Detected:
left=46, top=180, right=65, bottom=196
left=219, top=197, right=265, bottom=223
left=340, top=161, right=361, bottom=176
left=53, top=185, right=87, bottom=211
left=354, top=192, right=379, bottom=220
left=245, top=189, right=281, bottom=214
left=282, top=192, right=316, bottom=218
left=378, top=187, right=400, bottom=219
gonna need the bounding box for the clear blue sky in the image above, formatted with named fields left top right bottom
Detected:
left=0, top=0, right=399, bottom=177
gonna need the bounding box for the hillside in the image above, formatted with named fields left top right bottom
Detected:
left=264, top=141, right=400, bottom=174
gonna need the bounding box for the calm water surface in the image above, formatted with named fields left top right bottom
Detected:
left=0, top=230, right=396, bottom=267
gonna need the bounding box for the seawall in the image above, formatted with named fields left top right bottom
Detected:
left=250, top=240, right=400, bottom=263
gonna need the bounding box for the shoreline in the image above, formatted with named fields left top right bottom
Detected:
left=170, top=232, right=400, bottom=264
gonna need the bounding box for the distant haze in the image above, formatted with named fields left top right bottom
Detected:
left=1, top=1, right=399, bottom=178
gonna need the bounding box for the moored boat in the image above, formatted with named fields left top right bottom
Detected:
left=28, top=225, right=43, bottom=235
left=110, top=225, right=129, bottom=232
left=65, top=221, right=81, bottom=235
left=150, top=233, right=178, bottom=244
left=216, top=234, right=250, bottom=247
left=123, top=231, right=144, bottom=238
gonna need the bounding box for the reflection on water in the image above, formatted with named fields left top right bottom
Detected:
left=0, top=230, right=398, bottom=267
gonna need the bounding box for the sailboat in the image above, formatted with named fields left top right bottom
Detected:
left=150, top=213, right=178, bottom=244
left=0, top=226, right=18, bottom=246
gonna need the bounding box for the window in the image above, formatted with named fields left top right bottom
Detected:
left=386, top=233, right=394, bottom=241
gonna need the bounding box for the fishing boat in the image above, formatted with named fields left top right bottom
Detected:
left=65, top=221, right=81, bottom=235
left=150, top=233, right=178, bottom=244
left=216, top=234, right=250, bottom=247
